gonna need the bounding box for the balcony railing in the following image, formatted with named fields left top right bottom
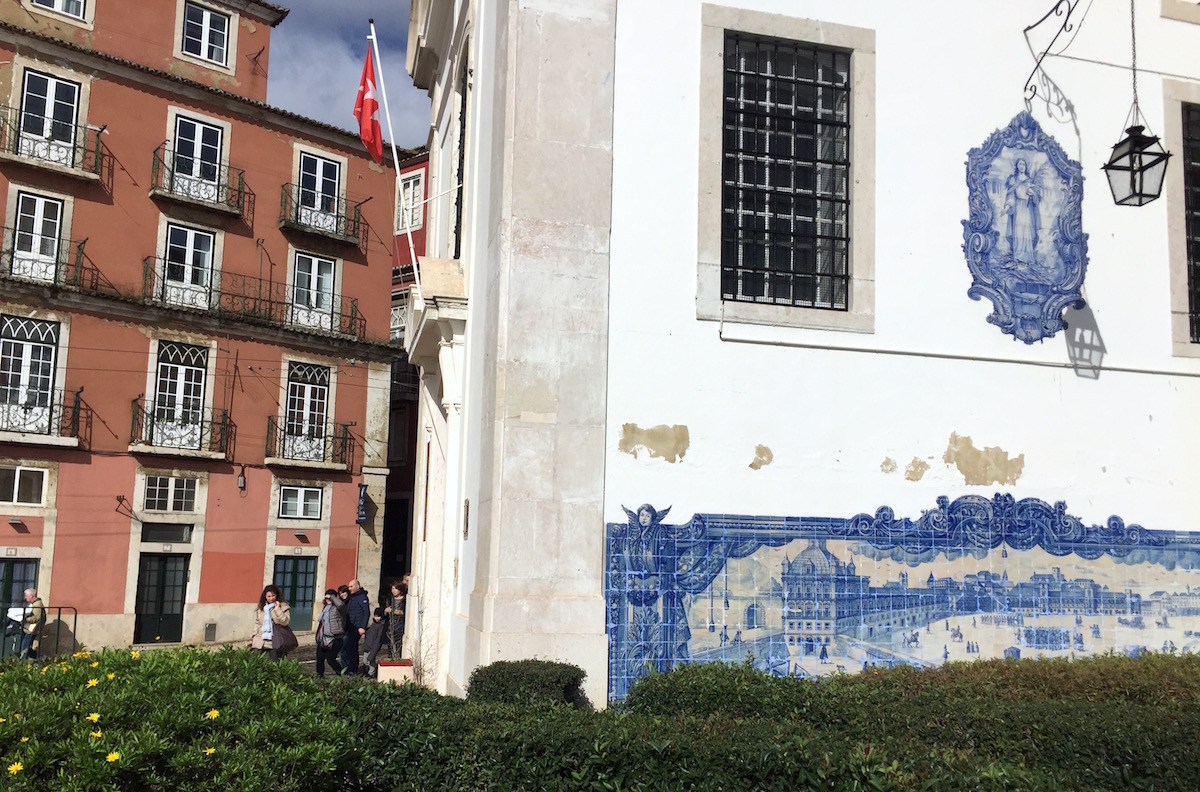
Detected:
left=0, top=105, right=102, bottom=175
left=1, top=226, right=88, bottom=287
left=278, top=183, right=364, bottom=246
left=141, top=258, right=366, bottom=338
left=150, top=143, right=246, bottom=214
left=130, top=398, right=230, bottom=455
left=0, top=387, right=82, bottom=438
left=266, top=415, right=350, bottom=466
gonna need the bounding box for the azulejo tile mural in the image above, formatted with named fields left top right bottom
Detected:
left=604, top=495, right=1200, bottom=701
left=962, top=112, right=1089, bottom=344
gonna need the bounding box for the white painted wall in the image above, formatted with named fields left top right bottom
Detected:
left=606, top=0, right=1200, bottom=530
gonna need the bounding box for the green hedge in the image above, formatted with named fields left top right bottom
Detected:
left=3, top=649, right=1198, bottom=790
left=465, top=658, right=590, bottom=709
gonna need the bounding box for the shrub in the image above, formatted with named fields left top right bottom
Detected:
left=465, top=659, right=589, bottom=708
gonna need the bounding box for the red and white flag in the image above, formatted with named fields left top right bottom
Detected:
left=354, top=48, right=383, bottom=163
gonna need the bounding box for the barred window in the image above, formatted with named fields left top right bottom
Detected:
left=1185, top=102, right=1200, bottom=342
left=144, top=475, right=197, bottom=512
left=721, top=32, right=851, bottom=311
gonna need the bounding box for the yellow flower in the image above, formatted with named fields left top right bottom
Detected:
left=87, top=679, right=99, bottom=688
left=90, top=661, right=99, bottom=668
left=130, top=650, right=140, bottom=659
left=0, top=717, right=4, bottom=723
left=12, top=713, right=19, bottom=719
left=203, top=747, right=215, bottom=756
left=205, top=709, right=219, bottom=720
left=74, top=650, right=91, bottom=658
left=106, top=752, right=120, bottom=763
left=106, top=673, right=115, bottom=680
left=90, top=730, right=102, bottom=738
left=7, top=761, right=21, bottom=774
left=86, top=712, right=100, bottom=723
left=20, top=737, right=28, bottom=743
left=155, top=635, right=160, bottom=641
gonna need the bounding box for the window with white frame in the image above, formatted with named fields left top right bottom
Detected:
left=151, top=341, right=208, bottom=449
left=279, top=484, right=322, bottom=519
left=283, top=362, right=329, bottom=461
left=144, top=475, right=197, bottom=512
left=0, top=465, right=45, bottom=506
left=291, top=252, right=335, bottom=330
left=18, top=69, right=81, bottom=168
left=696, top=8, right=875, bottom=332
left=161, top=223, right=214, bottom=309
left=11, top=191, right=64, bottom=283
left=297, top=152, right=341, bottom=231
left=0, top=315, right=59, bottom=435
left=171, top=116, right=223, bottom=202
left=181, top=2, right=230, bottom=66
left=32, top=0, right=83, bottom=19
left=396, top=171, right=425, bottom=232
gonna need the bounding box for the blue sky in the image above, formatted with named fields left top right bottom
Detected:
left=265, top=0, right=431, bottom=151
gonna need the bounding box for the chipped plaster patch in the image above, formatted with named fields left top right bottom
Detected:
left=942, top=432, right=1024, bottom=485
left=618, top=423, right=689, bottom=463
left=749, top=444, right=773, bottom=470
left=905, top=458, right=930, bottom=481
left=880, top=457, right=897, bottom=473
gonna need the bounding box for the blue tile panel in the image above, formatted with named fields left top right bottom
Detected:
left=604, top=496, right=1200, bottom=702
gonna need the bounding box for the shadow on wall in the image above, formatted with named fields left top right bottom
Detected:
left=1062, top=302, right=1106, bottom=379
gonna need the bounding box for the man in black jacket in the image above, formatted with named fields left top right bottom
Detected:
left=341, top=579, right=370, bottom=675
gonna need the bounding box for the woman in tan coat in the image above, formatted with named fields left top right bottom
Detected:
left=250, top=584, right=291, bottom=660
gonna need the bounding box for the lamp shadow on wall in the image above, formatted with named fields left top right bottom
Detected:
left=1062, top=303, right=1106, bottom=379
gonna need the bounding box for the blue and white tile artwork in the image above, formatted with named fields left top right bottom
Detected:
left=962, top=112, right=1088, bottom=344
left=604, top=496, right=1200, bottom=701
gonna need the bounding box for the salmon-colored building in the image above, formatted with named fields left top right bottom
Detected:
left=0, top=0, right=413, bottom=650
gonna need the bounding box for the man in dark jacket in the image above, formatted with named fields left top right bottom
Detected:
left=341, top=579, right=370, bottom=675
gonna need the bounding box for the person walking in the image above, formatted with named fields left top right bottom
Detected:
left=315, top=588, right=347, bottom=678
left=383, top=579, right=407, bottom=659
left=19, top=588, right=45, bottom=660
left=341, top=579, right=370, bottom=675
left=249, top=584, right=291, bottom=660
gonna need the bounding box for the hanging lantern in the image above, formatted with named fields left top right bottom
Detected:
left=1102, top=0, right=1171, bottom=206
left=1102, top=125, right=1170, bottom=206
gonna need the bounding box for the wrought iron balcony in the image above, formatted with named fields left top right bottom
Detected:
left=0, top=104, right=103, bottom=176
left=150, top=143, right=246, bottom=215
left=2, top=226, right=88, bottom=287
left=130, top=398, right=230, bottom=455
left=278, top=183, right=364, bottom=246
left=0, top=387, right=82, bottom=438
left=265, top=415, right=350, bottom=466
left=141, top=258, right=366, bottom=338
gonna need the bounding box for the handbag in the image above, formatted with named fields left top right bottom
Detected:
left=316, top=623, right=334, bottom=649
left=273, top=623, right=299, bottom=656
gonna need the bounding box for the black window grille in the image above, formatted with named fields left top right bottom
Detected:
left=1185, top=103, right=1200, bottom=342
left=721, top=32, right=851, bottom=310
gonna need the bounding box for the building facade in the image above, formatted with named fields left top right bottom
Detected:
left=0, top=0, right=407, bottom=650
left=404, top=0, right=1200, bottom=704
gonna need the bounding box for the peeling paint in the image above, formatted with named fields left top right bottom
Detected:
left=942, top=432, right=1024, bottom=486
left=905, top=458, right=929, bottom=481
left=748, top=444, right=773, bottom=470
left=618, top=423, right=689, bottom=463
left=880, top=457, right=897, bottom=474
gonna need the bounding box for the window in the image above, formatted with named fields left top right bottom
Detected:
left=181, top=2, right=229, bottom=66
left=32, top=0, right=83, bottom=19
left=11, top=192, right=64, bottom=282
left=18, top=69, right=81, bottom=168
left=162, top=223, right=214, bottom=309
left=171, top=116, right=223, bottom=202
left=279, top=485, right=322, bottom=519
left=291, top=252, right=335, bottom=330
left=144, top=475, right=197, bottom=512
left=1185, top=103, right=1200, bottom=344
left=397, top=171, right=424, bottom=232
left=140, top=522, right=193, bottom=543
left=1165, top=81, right=1200, bottom=356
left=697, top=8, right=875, bottom=332
left=283, top=362, right=329, bottom=461
left=0, top=465, right=45, bottom=505
left=274, top=556, right=317, bottom=630
left=0, top=315, right=59, bottom=434
left=151, top=342, right=208, bottom=449
left=297, top=152, right=341, bottom=232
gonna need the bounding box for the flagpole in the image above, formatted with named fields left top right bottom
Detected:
left=368, top=18, right=423, bottom=303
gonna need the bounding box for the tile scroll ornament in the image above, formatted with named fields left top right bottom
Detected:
left=605, top=496, right=1200, bottom=702
left=962, top=112, right=1088, bottom=343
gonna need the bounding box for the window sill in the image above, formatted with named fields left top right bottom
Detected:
left=264, top=456, right=348, bottom=472
left=0, top=431, right=78, bottom=448
left=149, top=186, right=242, bottom=217
left=0, top=150, right=101, bottom=182
left=173, top=50, right=235, bottom=77
left=696, top=261, right=876, bottom=333
left=127, top=443, right=226, bottom=460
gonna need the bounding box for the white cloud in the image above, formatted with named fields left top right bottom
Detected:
left=265, top=0, right=430, bottom=150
